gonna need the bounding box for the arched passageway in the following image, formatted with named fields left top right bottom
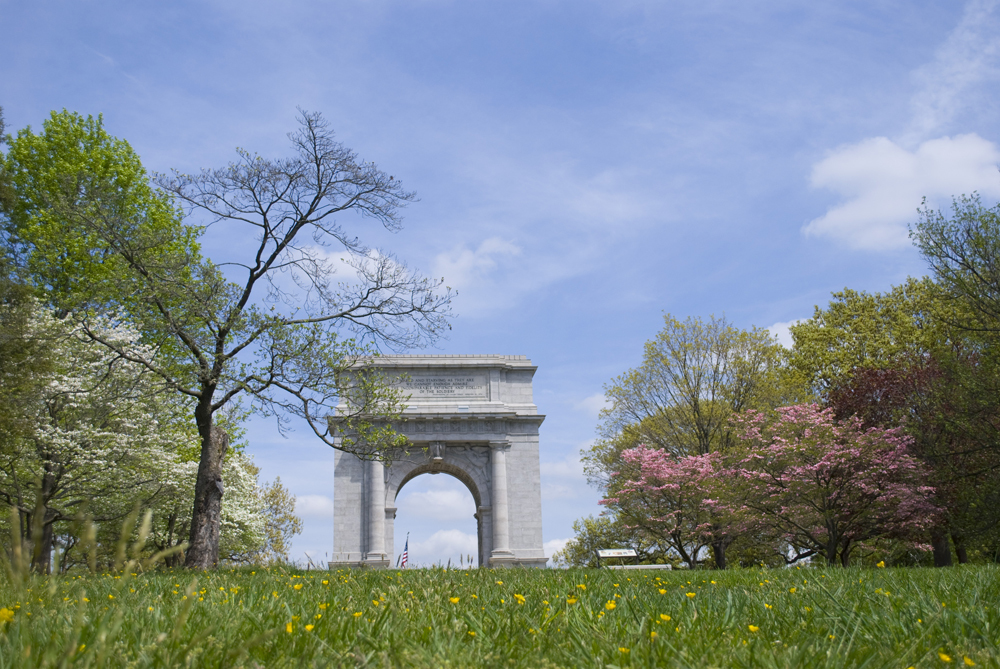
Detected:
left=393, top=470, right=480, bottom=566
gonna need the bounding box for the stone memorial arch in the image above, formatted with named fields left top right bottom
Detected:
left=330, top=355, right=547, bottom=568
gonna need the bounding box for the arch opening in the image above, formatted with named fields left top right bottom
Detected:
left=391, top=468, right=483, bottom=567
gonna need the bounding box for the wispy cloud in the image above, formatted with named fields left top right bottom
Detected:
left=574, top=392, right=609, bottom=418
left=295, top=494, right=335, bottom=518
left=540, top=453, right=589, bottom=500
left=432, top=237, right=522, bottom=294
left=906, top=0, right=1000, bottom=143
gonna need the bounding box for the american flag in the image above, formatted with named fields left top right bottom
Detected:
left=401, top=535, right=409, bottom=568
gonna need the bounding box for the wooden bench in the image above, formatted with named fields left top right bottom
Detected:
left=596, top=549, right=671, bottom=570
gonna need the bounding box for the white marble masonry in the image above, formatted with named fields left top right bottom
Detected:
left=330, top=355, right=547, bottom=568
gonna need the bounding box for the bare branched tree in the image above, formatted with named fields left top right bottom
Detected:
left=63, top=111, right=452, bottom=569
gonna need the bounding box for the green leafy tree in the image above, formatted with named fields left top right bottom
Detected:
left=911, top=194, right=1000, bottom=334
left=583, top=314, right=798, bottom=568
left=551, top=515, right=671, bottom=568
left=2, top=110, right=194, bottom=311
left=788, top=277, right=958, bottom=395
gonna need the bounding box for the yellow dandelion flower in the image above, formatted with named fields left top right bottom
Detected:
left=449, top=597, right=460, bottom=604
left=765, top=603, right=773, bottom=609
left=577, top=584, right=586, bottom=590
left=0, top=608, right=14, bottom=624
left=108, top=595, right=114, bottom=600
left=286, top=623, right=293, bottom=634
left=147, top=606, right=154, bottom=613
left=78, top=644, right=86, bottom=653
left=658, top=588, right=667, bottom=594
left=748, top=625, right=759, bottom=632
left=829, top=635, right=835, bottom=640
left=939, top=652, right=952, bottom=663
left=322, top=580, right=329, bottom=585
left=293, top=584, right=303, bottom=590
left=877, top=561, right=885, bottom=568
left=305, top=624, right=314, bottom=632
left=789, top=587, right=796, bottom=594
left=686, top=592, right=696, bottom=598
left=618, top=647, right=630, bottom=654
left=496, top=581, right=503, bottom=585
left=514, top=594, right=525, bottom=604
left=468, top=630, right=476, bottom=637
left=650, top=631, right=658, bottom=640
left=319, top=603, right=328, bottom=610
left=660, top=614, right=671, bottom=621
left=353, top=612, right=363, bottom=617
left=605, top=600, right=616, bottom=610
left=964, top=658, right=975, bottom=666
left=566, top=597, right=578, bottom=604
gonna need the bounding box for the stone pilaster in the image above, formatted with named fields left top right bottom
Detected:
left=489, top=440, right=516, bottom=565
left=365, top=459, right=389, bottom=566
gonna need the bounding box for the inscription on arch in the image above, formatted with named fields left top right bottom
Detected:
left=396, top=372, right=489, bottom=399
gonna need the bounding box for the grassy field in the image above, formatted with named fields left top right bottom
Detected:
left=0, top=564, right=997, bottom=668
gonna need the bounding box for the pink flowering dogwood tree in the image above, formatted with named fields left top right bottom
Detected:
left=601, top=447, right=730, bottom=569
left=729, top=404, right=938, bottom=566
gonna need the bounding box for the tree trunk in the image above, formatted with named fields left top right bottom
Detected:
left=29, top=469, right=58, bottom=574
left=931, top=529, right=952, bottom=567
left=839, top=541, right=851, bottom=567
left=31, top=520, right=54, bottom=574
left=185, top=412, right=229, bottom=570
left=952, top=533, right=968, bottom=564
left=825, top=536, right=839, bottom=565
left=711, top=539, right=727, bottom=570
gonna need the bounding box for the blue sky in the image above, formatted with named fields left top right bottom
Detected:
left=4, top=0, right=1000, bottom=566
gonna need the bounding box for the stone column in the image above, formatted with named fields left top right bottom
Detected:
left=490, top=441, right=514, bottom=563
left=366, top=459, right=387, bottom=564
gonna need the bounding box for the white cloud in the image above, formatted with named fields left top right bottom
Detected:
left=575, top=392, right=609, bottom=418
left=410, top=529, right=478, bottom=566
left=431, top=237, right=522, bottom=292
left=295, top=494, right=334, bottom=518
left=803, top=134, right=1000, bottom=250
left=396, top=488, right=477, bottom=522
left=767, top=320, right=803, bottom=349
left=544, top=538, right=569, bottom=557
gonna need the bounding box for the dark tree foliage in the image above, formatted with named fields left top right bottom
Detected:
left=827, top=356, right=1000, bottom=565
